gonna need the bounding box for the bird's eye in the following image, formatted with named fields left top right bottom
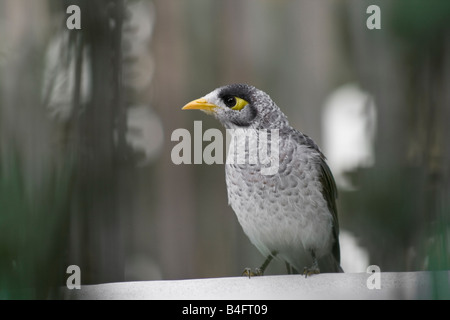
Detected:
left=223, top=96, right=248, bottom=111
left=224, top=96, right=237, bottom=108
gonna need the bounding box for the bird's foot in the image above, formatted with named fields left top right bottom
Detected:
left=303, top=250, right=320, bottom=278
left=242, top=267, right=263, bottom=278
left=302, top=266, right=320, bottom=278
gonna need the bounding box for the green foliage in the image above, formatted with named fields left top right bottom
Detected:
left=0, top=152, right=72, bottom=299
left=391, top=0, right=450, bottom=49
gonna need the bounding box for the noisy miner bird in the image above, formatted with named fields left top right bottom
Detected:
left=182, top=84, right=343, bottom=276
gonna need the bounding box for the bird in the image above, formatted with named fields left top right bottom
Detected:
left=182, top=84, right=343, bottom=276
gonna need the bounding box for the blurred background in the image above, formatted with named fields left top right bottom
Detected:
left=0, top=0, right=449, bottom=298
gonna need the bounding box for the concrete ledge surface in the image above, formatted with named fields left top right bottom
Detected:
left=64, top=271, right=450, bottom=300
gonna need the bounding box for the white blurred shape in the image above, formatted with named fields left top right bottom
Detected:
left=123, top=0, right=155, bottom=52
left=122, top=0, right=155, bottom=91
left=322, top=83, right=377, bottom=190
left=42, top=32, right=91, bottom=122
left=339, top=230, right=370, bottom=273
left=126, top=104, right=164, bottom=166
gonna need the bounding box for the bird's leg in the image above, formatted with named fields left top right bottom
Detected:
left=302, top=250, right=320, bottom=278
left=242, top=251, right=277, bottom=278
left=256, top=251, right=277, bottom=275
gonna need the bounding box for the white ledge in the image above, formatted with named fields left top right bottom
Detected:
left=64, top=271, right=449, bottom=300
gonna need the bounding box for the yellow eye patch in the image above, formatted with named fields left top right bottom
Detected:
left=223, top=96, right=248, bottom=111
left=231, top=97, right=248, bottom=111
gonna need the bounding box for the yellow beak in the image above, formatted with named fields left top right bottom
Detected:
left=182, top=98, right=217, bottom=112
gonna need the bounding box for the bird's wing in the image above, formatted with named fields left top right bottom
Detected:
left=318, top=155, right=341, bottom=265
left=290, top=129, right=341, bottom=265
left=298, top=131, right=339, bottom=233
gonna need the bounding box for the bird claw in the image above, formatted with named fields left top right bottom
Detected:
left=255, top=268, right=263, bottom=276
left=242, top=267, right=263, bottom=278
left=302, top=266, right=320, bottom=278
left=242, top=268, right=253, bottom=278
